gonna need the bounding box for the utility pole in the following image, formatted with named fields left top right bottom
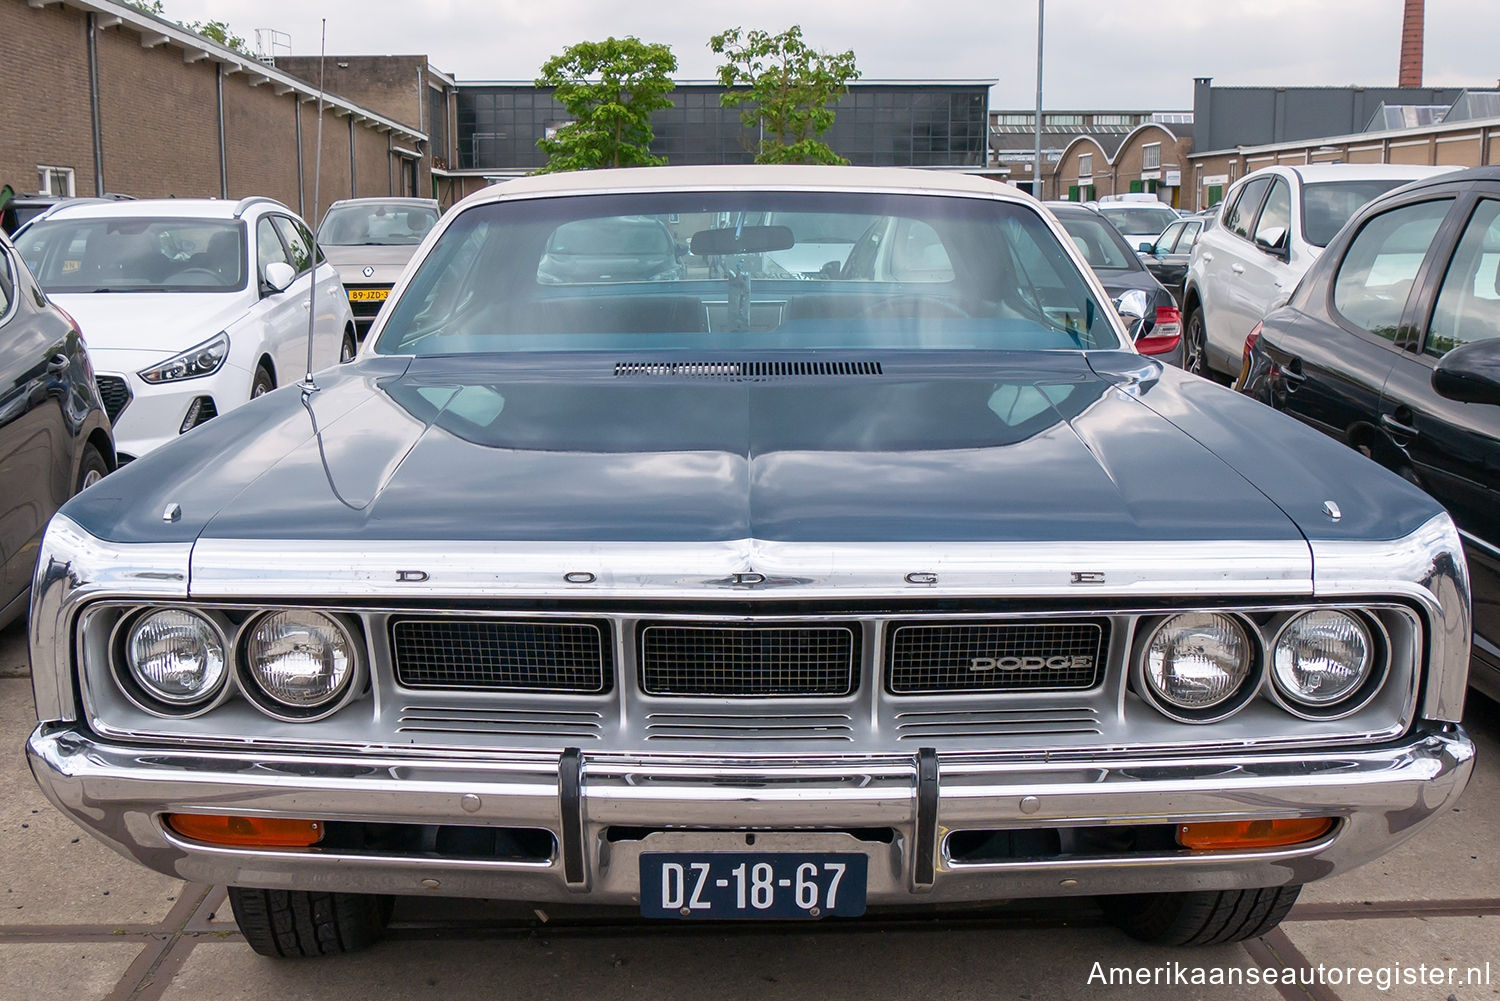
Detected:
left=1033, top=0, right=1045, bottom=198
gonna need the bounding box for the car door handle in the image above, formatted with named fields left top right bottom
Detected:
left=45, top=354, right=70, bottom=375
left=1230, top=263, right=1246, bottom=275
left=1279, top=357, right=1306, bottom=386
left=1381, top=411, right=1419, bottom=439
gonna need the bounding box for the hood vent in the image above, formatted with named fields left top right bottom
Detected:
left=614, top=360, right=882, bottom=379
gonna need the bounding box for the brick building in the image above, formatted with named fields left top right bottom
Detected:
left=1053, top=123, right=1194, bottom=206
left=3, top=0, right=425, bottom=220
left=987, top=109, right=1192, bottom=198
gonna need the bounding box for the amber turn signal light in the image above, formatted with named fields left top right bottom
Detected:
left=1177, top=817, right=1334, bottom=850
left=166, top=813, right=324, bottom=848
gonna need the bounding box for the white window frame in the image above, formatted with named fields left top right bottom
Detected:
left=1142, top=143, right=1161, bottom=170
left=37, top=165, right=76, bottom=197
left=1078, top=153, right=1093, bottom=179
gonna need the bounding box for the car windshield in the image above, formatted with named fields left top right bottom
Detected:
left=1302, top=180, right=1416, bottom=248
left=374, top=191, right=1120, bottom=356
left=1098, top=205, right=1179, bottom=234
left=15, top=217, right=246, bottom=292
left=1055, top=213, right=1141, bottom=271
left=318, top=202, right=440, bottom=246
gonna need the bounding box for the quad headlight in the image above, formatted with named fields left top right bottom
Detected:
left=240, top=610, right=358, bottom=720
left=1139, top=612, right=1257, bottom=722
left=122, top=609, right=228, bottom=710
left=1271, top=610, right=1381, bottom=717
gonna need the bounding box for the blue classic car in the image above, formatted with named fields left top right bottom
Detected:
left=26, top=167, right=1474, bottom=957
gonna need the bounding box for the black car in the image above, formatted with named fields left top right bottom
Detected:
left=0, top=231, right=114, bottom=627
left=1140, top=209, right=1212, bottom=306
left=1046, top=202, right=1182, bottom=364
left=1240, top=165, right=1500, bottom=700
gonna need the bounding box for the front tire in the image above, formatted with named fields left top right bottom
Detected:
left=228, top=887, right=393, bottom=958
left=1183, top=307, right=1208, bottom=376
left=251, top=364, right=275, bottom=399
left=340, top=329, right=357, bottom=363
left=1102, top=885, right=1301, bottom=945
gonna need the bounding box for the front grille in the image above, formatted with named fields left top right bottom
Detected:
left=887, top=620, right=1107, bottom=694
left=639, top=624, right=858, bottom=697
left=95, top=375, right=131, bottom=423
left=392, top=618, right=611, bottom=693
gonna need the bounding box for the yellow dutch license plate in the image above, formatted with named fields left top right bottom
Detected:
left=348, top=288, right=389, bottom=302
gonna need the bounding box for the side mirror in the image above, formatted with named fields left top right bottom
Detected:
left=1138, top=241, right=1155, bottom=254
left=1115, top=288, right=1149, bottom=337
left=1432, top=338, right=1500, bottom=406
left=1254, top=227, right=1290, bottom=261
left=819, top=260, right=842, bottom=278
left=263, top=261, right=296, bottom=294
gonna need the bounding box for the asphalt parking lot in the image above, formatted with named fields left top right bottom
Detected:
left=2, top=616, right=1497, bottom=1001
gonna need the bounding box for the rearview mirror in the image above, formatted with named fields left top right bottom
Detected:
left=1432, top=338, right=1500, bottom=406
left=263, top=261, right=296, bottom=294
left=690, top=225, right=795, bottom=257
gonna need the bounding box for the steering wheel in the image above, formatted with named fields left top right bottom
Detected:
left=858, top=296, right=970, bottom=319
left=167, top=267, right=224, bottom=284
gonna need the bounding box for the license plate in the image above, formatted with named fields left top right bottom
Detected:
left=348, top=288, right=388, bottom=302
left=640, top=852, right=867, bottom=919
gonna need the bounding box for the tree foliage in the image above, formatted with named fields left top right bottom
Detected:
left=186, top=19, right=249, bottom=55
left=534, top=37, right=677, bottom=173
left=710, top=26, right=860, bottom=165
left=124, top=2, right=251, bottom=55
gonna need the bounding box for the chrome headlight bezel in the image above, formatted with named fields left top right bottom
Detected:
left=1132, top=611, right=1263, bottom=724
left=235, top=610, right=365, bottom=723
left=1267, top=609, right=1390, bottom=721
left=137, top=331, right=229, bottom=385
left=111, top=608, right=233, bottom=718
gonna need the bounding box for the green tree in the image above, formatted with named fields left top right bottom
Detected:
left=186, top=19, right=249, bottom=55
left=709, top=25, right=860, bottom=165
left=124, top=2, right=251, bottom=56
left=534, top=37, right=677, bottom=173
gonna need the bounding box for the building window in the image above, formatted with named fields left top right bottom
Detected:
left=1092, top=114, right=1131, bottom=126
left=1078, top=153, right=1093, bottom=178
left=1047, top=114, right=1082, bottom=126
left=37, top=166, right=75, bottom=197
left=1142, top=143, right=1161, bottom=170
left=993, top=113, right=1033, bottom=126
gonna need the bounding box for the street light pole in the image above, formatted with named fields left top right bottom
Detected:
left=1033, top=0, right=1045, bottom=198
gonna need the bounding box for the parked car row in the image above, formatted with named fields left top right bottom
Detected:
left=1239, top=165, right=1500, bottom=702
left=1182, top=164, right=1457, bottom=380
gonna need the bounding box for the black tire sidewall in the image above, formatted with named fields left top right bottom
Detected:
left=75, top=444, right=109, bottom=495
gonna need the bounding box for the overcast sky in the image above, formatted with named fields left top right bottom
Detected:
left=162, top=0, right=1500, bottom=109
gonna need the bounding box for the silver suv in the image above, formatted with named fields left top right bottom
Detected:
left=1182, top=164, right=1456, bottom=379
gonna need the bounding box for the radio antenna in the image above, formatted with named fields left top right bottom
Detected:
left=300, top=18, right=327, bottom=395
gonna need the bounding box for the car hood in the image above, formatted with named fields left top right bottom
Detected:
left=64, top=350, right=1443, bottom=566
left=323, top=244, right=420, bottom=285
left=50, top=293, right=247, bottom=355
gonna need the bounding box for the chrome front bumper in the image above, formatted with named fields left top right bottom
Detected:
left=27, top=722, right=1473, bottom=907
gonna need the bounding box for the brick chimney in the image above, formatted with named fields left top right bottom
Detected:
left=1399, top=0, right=1424, bottom=87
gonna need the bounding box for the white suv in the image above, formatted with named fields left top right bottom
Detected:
left=16, top=197, right=355, bottom=461
left=1181, top=164, right=1456, bottom=378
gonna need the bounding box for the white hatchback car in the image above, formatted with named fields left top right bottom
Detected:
left=16, top=197, right=354, bottom=461
left=1181, top=164, right=1456, bottom=378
